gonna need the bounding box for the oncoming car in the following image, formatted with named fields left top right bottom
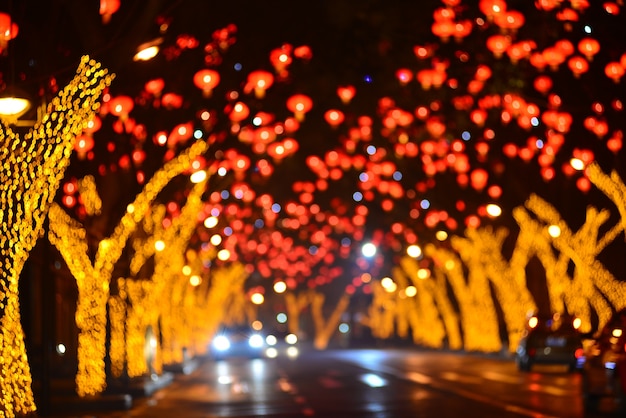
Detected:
left=210, top=325, right=265, bottom=360
left=515, top=312, right=584, bottom=372
left=264, top=329, right=299, bottom=359
left=581, top=308, right=626, bottom=413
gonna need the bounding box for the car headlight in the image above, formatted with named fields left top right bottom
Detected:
left=285, top=333, right=298, bottom=345
left=266, top=335, right=278, bottom=346
left=249, top=334, right=264, bottom=348
left=213, top=335, right=231, bottom=351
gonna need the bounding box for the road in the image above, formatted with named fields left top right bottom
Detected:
left=48, top=348, right=621, bottom=418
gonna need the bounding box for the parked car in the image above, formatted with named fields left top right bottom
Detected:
left=515, top=312, right=584, bottom=372
left=210, top=324, right=265, bottom=360
left=581, top=309, right=626, bottom=413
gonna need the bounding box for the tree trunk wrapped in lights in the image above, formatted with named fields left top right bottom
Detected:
left=0, top=56, right=112, bottom=416
left=396, top=259, right=447, bottom=348
left=310, top=291, right=351, bottom=350
left=48, top=140, right=208, bottom=397
left=425, top=245, right=504, bottom=353
left=145, top=179, right=207, bottom=367
left=363, top=281, right=397, bottom=340
left=520, top=192, right=626, bottom=331
left=284, top=291, right=310, bottom=336
left=197, top=263, right=249, bottom=343
left=452, top=227, right=536, bottom=353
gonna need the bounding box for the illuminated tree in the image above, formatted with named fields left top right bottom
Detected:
left=0, top=56, right=111, bottom=415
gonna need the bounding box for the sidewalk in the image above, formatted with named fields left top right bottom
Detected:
left=40, top=358, right=201, bottom=416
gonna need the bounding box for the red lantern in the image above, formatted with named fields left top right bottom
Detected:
left=431, top=19, right=455, bottom=42
left=453, top=20, right=473, bottom=41
left=245, top=70, right=274, bottom=98
left=0, top=12, right=18, bottom=53
left=494, top=10, right=525, bottom=32
left=567, top=56, right=589, bottom=77
left=576, top=177, right=591, bottom=193
left=83, top=116, right=102, bottom=135
left=507, top=43, right=528, bottom=63
left=74, top=134, right=94, bottom=158
left=286, top=94, right=313, bottom=121
left=269, top=44, right=293, bottom=75
left=556, top=8, right=580, bottom=24
left=395, top=69, right=413, bottom=85
left=607, top=132, right=623, bottom=153
left=536, top=0, right=561, bottom=11
left=605, top=62, right=625, bottom=83
left=145, top=78, right=165, bottom=97
left=542, top=47, right=565, bottom=70
left=426, top=117, right=446, bottom=138
left=417, top=69, right=436, bottom=89
left=324, top=109, right=345, bottom=128
left=108, top=95, right=134, bottom=120
left=578, top=37, right=600, bottom=60
left=479, top=0, right=507, bottom=20
left=132, top=149, right=146, bottom=166
left=168, top=122, right=194, bottom=146
left=337, top=86, right=356, bottom=104
left=229, top=102, right=250, bottom=123
left=100, top=0, right=120, bottom=24
left=470, top=109, right=487, bottom=126
left=533, top=75, right=553, bottom=94
left=529, top=52, right=547, bottom=70
left=294, top=45, right=313, bottom=60
left=604, top=2, right=620, bottom=15
left=193, top=69, right=220, bottom=97
left=555, top=39, right=575, bottom=56
left=161, top=92, right=183, bottom=109
left=470, top=168, right=488, bottom=191
left=486, top=35, right=511, bottom=58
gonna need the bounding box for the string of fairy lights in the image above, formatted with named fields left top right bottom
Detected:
left=367, top=163, right=626, bottom=355
left=0, top=56, right=112, bottom=417
left=47, top=140, right=208, bottom=396
left=3, top=100, right=626, bottom=407
left=1, top=6, right=626, bottom=416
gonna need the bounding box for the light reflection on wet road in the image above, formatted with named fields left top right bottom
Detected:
left=50, top=348, right=621, bottom=418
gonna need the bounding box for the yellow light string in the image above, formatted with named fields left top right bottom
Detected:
left=48, top=139, right=208, bottom=396
left=78, top=175, right=102, bottom=216
left=454, top=227, right=536, bottom=352
left=397, top=258, right=446, bottom=348
left=185, top=248, right=213, bottom=355
left=0, top=56, right=112, bottom=416
left=429, top=267, right=463, bottom=350
left=425, top=244, right=503, bottom=353
left=587, top=162, right=626, bottom=238
left=108, top=281, right=127, bottom=378
left=152, top=179, right=207, bottom=365
left=196, top=263, right=248, bottom=345
left=523, top=193, right=626, bottom=332
left=389, top=268, right=412, bottom=340
left=362, top=281, right=396, bottom=340
left=123, top=278, right=157, bottom=377
left=129, top=204, right=166, bottom=276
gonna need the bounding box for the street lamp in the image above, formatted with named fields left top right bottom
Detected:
left=0, top=87, right=33, bottom=126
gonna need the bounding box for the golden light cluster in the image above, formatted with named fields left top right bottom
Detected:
left=0, top=56, right=112, bottom=416
left=366, top=162, right=626, bottom=353
left=49, top=142, right=257, bottom=397
left=48, top=140, right=208, bottom=396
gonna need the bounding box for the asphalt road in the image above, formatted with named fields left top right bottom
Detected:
left=47, top=348, right=621, bottom=418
